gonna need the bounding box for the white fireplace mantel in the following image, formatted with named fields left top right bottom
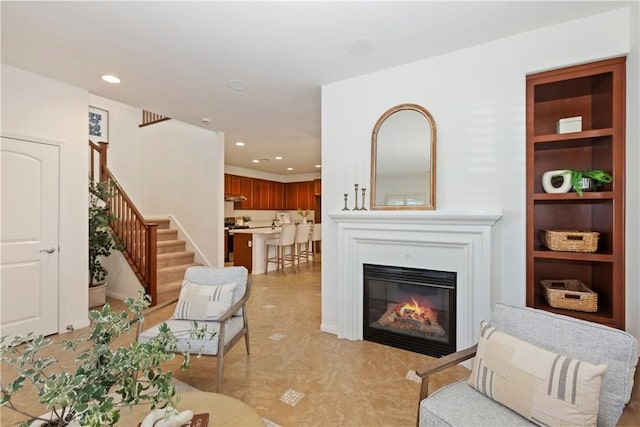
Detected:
left=328, top=209, right=502, bottom=352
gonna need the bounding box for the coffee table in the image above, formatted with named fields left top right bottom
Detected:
left=117, top=391, right=265, bottom=426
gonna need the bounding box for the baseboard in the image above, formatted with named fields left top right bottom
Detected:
left=320, top=322, right=337, bottom=335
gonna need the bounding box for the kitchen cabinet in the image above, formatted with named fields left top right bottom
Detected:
left=239, top=177, right=254, bottom=209
left=285, top=181, right=315, bottom=210
left=233, top=233, right=253, bottom=273
left=225, top=174, right=242, bottom=195
left=225, top=174, right=317, bottom=210
left=268, top=181, right=284, bottom=210
left=525, top=57, right=625, bottom=329
left=314, top=179, right=321, bottom=195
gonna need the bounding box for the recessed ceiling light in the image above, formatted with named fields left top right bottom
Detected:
left=226, top=79, right=249, bottom=91
left=274, top=156, right=283, bottom=160
left=315, top=164, right=321, bottom=168
left=252, top=159, right=260, bottom=163
left=201, top=118, right=211, bottom=123
left=101, top=74, right=121, bottom=84
left=287, top=167, right=293, bottom=171
left=346, top=37, right=375, bottom=56
left=235, top=141, right=245, bottom=147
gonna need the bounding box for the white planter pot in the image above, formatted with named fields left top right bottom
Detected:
left=88, top=282, right=107, bottom=308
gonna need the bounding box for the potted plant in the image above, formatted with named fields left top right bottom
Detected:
left=88, top=180, right=122, bottom=307
left=241, top=215, right=252, bottom=226
left=0, top=293, right=195, bottom=426
left=567, top=169, right=613, bottom=196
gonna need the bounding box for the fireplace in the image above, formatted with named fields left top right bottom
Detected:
left=328, top=210, right=502, bottom=352
left=363, top=263, right=456, bottom=357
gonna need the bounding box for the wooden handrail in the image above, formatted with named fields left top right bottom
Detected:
left=89, top=141, right=158, bottom=305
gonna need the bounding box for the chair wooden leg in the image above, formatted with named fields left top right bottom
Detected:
left=216, top=324, right=226, bottom=393
left=243, top=313, right=250, bottom=354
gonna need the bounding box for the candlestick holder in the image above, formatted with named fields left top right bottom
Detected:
left=353, top=184, right=360, bottom=210
left=342, top=193, right=350, bottom=211
left=360, top=188, right=367, bottom=211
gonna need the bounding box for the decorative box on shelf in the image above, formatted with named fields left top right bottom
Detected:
left=540, top=230, right=599, bottom=253
left=540, top=279, right=597, bottom=312
left=557, top=116, right=582, bottom=134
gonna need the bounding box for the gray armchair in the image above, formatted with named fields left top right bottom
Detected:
left=417, top=303, right=638, bottom=426
left=137, top=266, right=251, bottom=392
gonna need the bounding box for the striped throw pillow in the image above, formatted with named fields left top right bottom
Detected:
left=173, top=281, right=236, bottom=321
left=468, top=321, right=607, bottom=427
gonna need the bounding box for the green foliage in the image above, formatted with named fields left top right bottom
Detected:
left=89, top=180, right=123, bottom=287
left=0, top=293, right=210, bottom=427
left=567, top=169, right=613, bottom=196
left=241, top=215, right=252, bottom=223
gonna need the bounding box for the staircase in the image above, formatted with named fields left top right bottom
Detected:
left=91, top=140, right=207, bottom=306
left=152, top=218, right=201, bottom=304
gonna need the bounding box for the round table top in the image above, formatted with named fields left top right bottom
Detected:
left=117, top=391, right=265, bottom=426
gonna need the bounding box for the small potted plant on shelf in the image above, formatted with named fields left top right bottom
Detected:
left=567, top=169, right=613, bottom=196
left=241, top=215, right=252, bottom=226
left=0, top=293, right=195, bottom=427
left=88, top=180, right=123, bottom=307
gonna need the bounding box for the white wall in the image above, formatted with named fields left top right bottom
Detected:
left=140, top=120, right=224, bottom=267
left=625, top=3, right=640, bottom=339
left=89, top=96, right=144, bottom=205
left=1, top=65, right=89, bottom=332
left=321, top=8, right=639, bottom=338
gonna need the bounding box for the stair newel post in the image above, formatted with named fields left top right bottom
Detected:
left=97, top=141, right=109, bottom=184
left=147, top=223, right=158, bottom=306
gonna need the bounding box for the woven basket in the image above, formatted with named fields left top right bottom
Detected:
left=540, top=279, right=598, bottom=312
left=540, top=230, right=599, bottom=253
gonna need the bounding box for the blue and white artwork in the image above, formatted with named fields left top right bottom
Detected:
left=89, top=111, right=103, bottom=136
left=88, top=107, right=108, bottom=142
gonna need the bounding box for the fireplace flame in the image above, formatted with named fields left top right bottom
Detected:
left=395, top=297, right=438, bottom=325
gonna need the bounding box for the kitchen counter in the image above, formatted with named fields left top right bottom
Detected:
left=230, top=227, right=282, bottom=274
left=229, top=227, right=281, bottom=235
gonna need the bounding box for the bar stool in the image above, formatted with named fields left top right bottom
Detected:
left=310, top=223, right=321, bottom=264
left=293, top=223, right=312, bottom=270
left=265, top=225, right=296, bottom=273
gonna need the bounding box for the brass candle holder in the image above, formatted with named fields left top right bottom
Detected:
left=342, top=193, right=350, bottom=211
left=360, top=188, right=367, bottom=211
left=353, top=184, right=360, bottom=210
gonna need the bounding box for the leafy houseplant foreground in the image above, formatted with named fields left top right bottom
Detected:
left=1, top=294, right=201, bottom=427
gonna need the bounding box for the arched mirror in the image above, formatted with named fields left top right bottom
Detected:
left=370, top=103, right=436, bottom=210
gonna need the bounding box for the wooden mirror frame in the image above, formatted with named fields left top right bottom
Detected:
left=370, top=103, right=437, bottom=210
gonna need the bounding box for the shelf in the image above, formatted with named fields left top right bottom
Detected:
left=532, top=128, right=614, bottom=144
left=531, top=295, right=614, bottom=325
left=532, top=249, right=614, bottom=262
left=526, top=57, right=625, bottom=330
left=533, top=192, right=614, bottom=201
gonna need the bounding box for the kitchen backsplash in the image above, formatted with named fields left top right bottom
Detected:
left=235, top=209, right=314, bottom=227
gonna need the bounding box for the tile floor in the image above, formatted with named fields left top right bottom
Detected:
left=2, top=261, right=639, bottom=426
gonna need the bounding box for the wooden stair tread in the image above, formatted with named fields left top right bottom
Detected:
left=157, top=251, right=194, bottom=259
left=157, top=239, right=186, bottom=247
left=157, top=263, right=201, bottom=273
left=157, top=280, right=183, bottom=291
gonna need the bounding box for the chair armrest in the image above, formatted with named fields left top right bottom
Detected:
left=416, top=344, right=477, bottom=401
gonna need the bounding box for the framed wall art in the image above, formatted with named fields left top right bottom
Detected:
left=89, top=106, right=109, bottom=143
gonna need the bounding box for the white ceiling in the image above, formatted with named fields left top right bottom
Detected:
left=1, top=1, right=631, bottom=174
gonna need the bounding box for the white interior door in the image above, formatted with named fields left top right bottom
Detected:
left=1, top=137, right=60, bottom=339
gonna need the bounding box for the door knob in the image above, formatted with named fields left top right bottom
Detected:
left=40, top=247, right=56, bottom=254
